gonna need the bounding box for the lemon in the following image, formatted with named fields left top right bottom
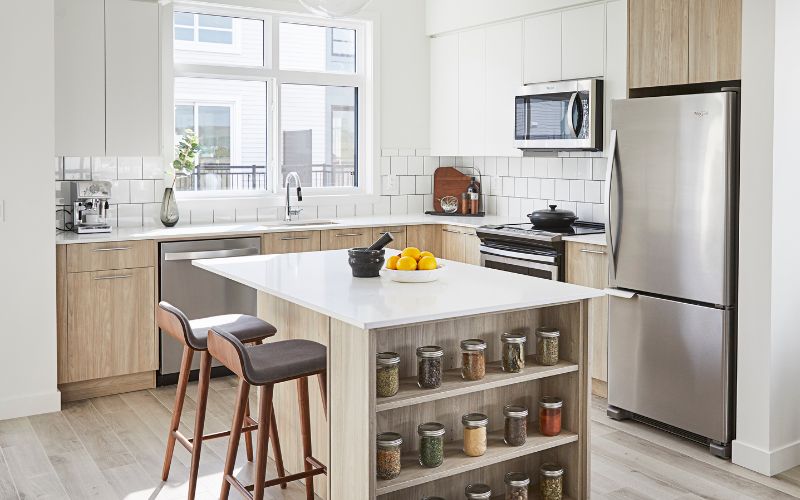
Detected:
left=401, top=247, right=422, bottom=261
left=396, top=256, right=418, bottom=271
left=386, top=254, right=401, bottom=270
left=419, top=251, right=435, bottom=260
left=418, top=256, right=437, bottom=271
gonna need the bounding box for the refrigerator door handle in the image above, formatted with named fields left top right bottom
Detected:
left=604, top=288, right=636, bottom=299
left=606, top=129, right=618, bottom=279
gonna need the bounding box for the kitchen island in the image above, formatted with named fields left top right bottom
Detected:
left=193, top=250, right=603, bottom=499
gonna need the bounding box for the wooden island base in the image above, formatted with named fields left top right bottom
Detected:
left=258, top=293, right=590, bottom=499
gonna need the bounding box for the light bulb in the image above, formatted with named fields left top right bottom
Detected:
left=298, top=0, right=373, bottom=18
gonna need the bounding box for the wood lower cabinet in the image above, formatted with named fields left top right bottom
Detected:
left=371, top=226, right=407, bottom=251
left=262, top=231, right=321, bottom=254
left=320, top=228, right=373, bottom=250
left=566, top=241, right=609, bottom=397
left=406, top=224, right=442, bottom=257
left=441, top=225, right=481, bottom=265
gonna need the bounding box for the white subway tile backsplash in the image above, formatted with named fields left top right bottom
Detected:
left=382, top=148, right=398, bottom=157
left=407, top=194, right=423, bottom=214
left=502, top=177, right=515, bottom=197
left=398, top=148, right=415, bottom=157
left=423, top=194, right=434, bottom=212
left=497, top=196, right=509, bottom=216
left=391, top=156, right=408, bottom=175
left=416, top=148, right=431, bottom=157
left=508, top=157, right=522, bottom=177
left=439, top=156, right=456, bottom=167
left=521, top=198, right=534, bottom=218
left=496, top=157, right=509, bottom=177
left=555, top=179, right=570, bottom=201
left=399, top=176, right=416, bottom=195
left=576, top=158, right=592, bottom=180
left=336, top=204, right=356, bottom=218
left=117, top=157, right=143, bottom=179
left=64, top=157, right=92, bottom=180
left=593, top=203, right=607, bottom=224
left=483, top=156, right=497, bottom=176
left=235, top=208, right=258, bottom=223
left=541, top=179, right=555, bottom=199
left=55, top=181, right=72, bottom=205
left=527, top=178, right=541, bottom=199
left=130, top=180, right=155, bottom=203
left=373, top=196, right=391, bottom=216
left=585, top=180, right=602, bottom=203
left=534, top=157, right=548, bottom=178
left=190, top=208, right=214, bottom=225
left=214, top=208, right=235, bottom=223
left=577, top=202, right=593, bottom=222
left=298, top=205, right=319, bottom=220
left=569, top=180, right=585, bottom=202
left=562, top=158, right=577, bottom=179
left=381, top=175, right=399, bottom=196
left=390, top=196, right=407, bottom=215
left=592, top=158, right=607, bottom=181
left=408, top=156, right=424, bottom=175
left=356, top=202, right=373, bottom=216
left=317, top=205, right=337, bottom=219
left=521, top=157, right=535, bottom=177
left=143, top=203, right=161, bottom=226
left=486, top=195, right=497, bottom=215
left=54, top=157, right=64, bottom=180
left=547, top=158, right=563, bottom=178
left=415, top=175, right=432, bottom=194
left=111, top=180, right=131, bottom=204
left=258, top=207, right=279, bottom=221
left=423, top=156, right=439, bottom=175
left=380, top=157, right=391, bottom=175
left=142, top=157, right=164, bottom=179
left=514, top=177, right=528, bottom=198
left=508, top=197, right=521, bottom=219
left=117, top=204, right=143, bottom=228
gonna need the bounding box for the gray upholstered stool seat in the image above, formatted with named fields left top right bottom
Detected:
left=189, top=314, right=277, bottom=350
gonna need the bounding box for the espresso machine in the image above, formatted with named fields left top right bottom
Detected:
left=71, top=180, right=113, bottom=234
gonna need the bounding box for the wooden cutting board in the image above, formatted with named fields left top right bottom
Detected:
left=433, top=167, right=479, bottom=212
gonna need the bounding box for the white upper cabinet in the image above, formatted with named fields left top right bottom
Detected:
left=485, top=21, right=523, bottom=157
left=430, top=34, right=460, bottom=156
left=55, top=0, right=106, bottom=157
left=523, top=12, right=562, bottom=84
left=604, top=0, right=627, bottom=149
left=54, top=0, right=160, bottom=157
left=561, top=4, right=606, bottom=80
left=458, top=29, right=486, bottom=156
left=105, top=0, right=160, bottom=157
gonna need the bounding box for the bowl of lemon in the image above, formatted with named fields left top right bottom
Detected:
left=382, top=247, right=444, bottom=283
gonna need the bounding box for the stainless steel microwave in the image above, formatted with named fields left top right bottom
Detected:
left=514, top=79, right=603, bottom=151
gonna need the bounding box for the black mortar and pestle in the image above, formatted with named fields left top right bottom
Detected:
left=348, top=232, right=394, bottom=278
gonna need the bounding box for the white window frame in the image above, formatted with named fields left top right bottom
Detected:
left=174, top=100, right=239, bottom=165
left=163, top=1, right=377, bottom=204
left=174, top=12, right=242, bottom=55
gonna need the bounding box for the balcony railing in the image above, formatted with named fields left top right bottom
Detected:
left=174, top=163, right=356, bottom=191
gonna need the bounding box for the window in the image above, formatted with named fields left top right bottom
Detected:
left=171, top=7, right=368, bottom=196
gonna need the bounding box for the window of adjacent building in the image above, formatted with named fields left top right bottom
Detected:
left=172, top=6, right=367, bottom=195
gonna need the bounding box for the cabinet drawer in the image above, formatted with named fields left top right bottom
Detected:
left=371, top=226, right=406, bottom=251
left=321, top=228, right=373, bottom=250
left=66, top=240, right=155, bottom=272
left=262, top=231, right=321, bottom=254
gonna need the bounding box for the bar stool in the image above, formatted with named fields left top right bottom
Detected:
left=207, top=326, right=328, bottom=500
left=157, top=302, right=287, bottom=499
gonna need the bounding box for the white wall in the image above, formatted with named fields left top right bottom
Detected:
left=733, top=0, right=800, bottom=476
left=0, top=0, right=61, bottom=419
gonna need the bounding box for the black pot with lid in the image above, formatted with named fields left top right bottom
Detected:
left=527, top=204, right=578, bottom=229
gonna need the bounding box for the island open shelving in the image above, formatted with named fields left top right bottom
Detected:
left=193, top=250, right=601, bottom=499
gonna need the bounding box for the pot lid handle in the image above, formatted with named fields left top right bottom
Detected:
left=549, top=204, right=557, bottom=210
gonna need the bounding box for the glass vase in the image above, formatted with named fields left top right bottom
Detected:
left=160, top=187, right=179, bottom=227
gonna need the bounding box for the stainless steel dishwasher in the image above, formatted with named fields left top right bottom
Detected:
left=158, top=237, right=261, bottom=385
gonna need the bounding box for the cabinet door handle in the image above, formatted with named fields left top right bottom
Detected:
left=580, top=249, right=607, bottom=255
left=335, top=233, right=363, bottom=237
left=94, top=274, right=132, bottom=281
left=442, top=228, right=462, bottom=234
left=92, top=247, right=131, bottom=252
left=378, top=227, right=405, bottom=233
left=280, top=236, right=312, bottom=241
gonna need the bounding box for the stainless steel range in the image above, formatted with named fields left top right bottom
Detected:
left=476, top=221, right=605, bottom=281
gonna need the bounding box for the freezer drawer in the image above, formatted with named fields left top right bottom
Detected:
left=608, top=293, right=733, bottom=443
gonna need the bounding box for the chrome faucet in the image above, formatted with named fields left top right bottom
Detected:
left=284, top=171, right=303, bottom=221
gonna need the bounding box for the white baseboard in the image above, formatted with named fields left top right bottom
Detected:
left=0, top=390, right=61, bottom=420
left=733, top=438, right=800, bottom=476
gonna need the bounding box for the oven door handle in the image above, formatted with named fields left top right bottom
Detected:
left=479, top=244, right=557, bottom=263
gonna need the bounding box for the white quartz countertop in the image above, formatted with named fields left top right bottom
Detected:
left=192, top=250, right=605, bottom=330
left=55, top=214, right=524, bottom=245
left=562, top=233, right=607, bottom=246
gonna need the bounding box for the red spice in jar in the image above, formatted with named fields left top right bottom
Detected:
left=538, top=397, right=563, bottom=437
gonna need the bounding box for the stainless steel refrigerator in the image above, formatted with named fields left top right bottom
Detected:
left=605, top=90, right=738, bottom=458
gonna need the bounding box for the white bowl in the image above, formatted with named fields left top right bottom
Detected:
left=382, top=264, right=446, bottom=283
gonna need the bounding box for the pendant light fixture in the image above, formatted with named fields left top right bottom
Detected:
left=298, top=0, right=372, bottom=18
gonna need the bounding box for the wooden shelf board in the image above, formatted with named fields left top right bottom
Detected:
left=376, top=358, right=578, bottom=412
left=375, top=429, right=578, bottom=495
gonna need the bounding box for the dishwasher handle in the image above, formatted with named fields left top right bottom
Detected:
left=163, top=247, right=260, bottom=261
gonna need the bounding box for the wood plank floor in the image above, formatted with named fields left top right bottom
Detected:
left=1, top=382, right=800, bottom=499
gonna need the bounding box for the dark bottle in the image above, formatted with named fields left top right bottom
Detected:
left=467, top=177, right=480, bottom=214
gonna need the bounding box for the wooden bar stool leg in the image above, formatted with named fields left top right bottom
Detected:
left=161, top=346, right=193, bottom=481
left=188, top=351, right=212, bottom=499
left=221, top=378, right=250, bottom=500
left=253, top=384, right=274, bottom=500
left=317, top=372, right=327, bottom=418
left=297, top=376, right=314, bottom=500
left=269, top=407, right=287, bottom=488
left=244, top=399, right=254, bottom=462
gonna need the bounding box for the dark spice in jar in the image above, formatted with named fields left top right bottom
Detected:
left=503, top=404, right=528, bottom=446
left=460, top=339, right=487, bottom=381
left=501, top=333, right=527, bottom=372
left=539, top=463, right=564, bottom=500
left=376, top=432, right=402, bottom=480
left=504, top=471, right=530, bottom=500
left=376, top=352, right=400, bottom=398
left=418, top=422, right=445, bottom=468
left=536, top=327, right=560, bottom=366
left=417, top=346, right=444, bottom=389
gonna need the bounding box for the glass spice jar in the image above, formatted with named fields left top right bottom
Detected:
left=418, top=422, right=446, bottom=468
left=417, top=346, right=444, bottom=389
left=535, top=327, right=560, bottom=366
left=376, top=432, right=403, bottom=480
left=539, top=396, right=563, bottom=436
left=376, top=352, right=400, bottom=398
left=501, top=332, right=527, bottom=372
left=460, top=339, right=487, bottom=381
left=539, top=463, right=564, bottom=500
left=464, top=483, right=492, bottom=499
left=461, top=413, right=488, bottom=457
left=504, top=471, right=530, bottom=500
left=503, top=404, right=529, bottom=446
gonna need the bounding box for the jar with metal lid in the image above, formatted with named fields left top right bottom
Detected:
left=539, top=463, right=564, bottom=500
left=461, top=413, right=488, bottom=457
left=460, top=339, right=487, bottom=381
left=376, top=352, right=400, bottom=398
left=503, top=404, right=528, bottom=446
left=505, top=471, right=530, bottom=500
left=535, top=327, right=560, bottom=366
left=376, top=432, right=403, bottom=480
left=501, top=332, right=527, bottom=372
left=418, top=422, right=445, bottom=468
left=417, top=346, right=444, bottom=389
left=539, top=396, right=563, bottom=436
left=465, top=483, right=492, bottom=499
